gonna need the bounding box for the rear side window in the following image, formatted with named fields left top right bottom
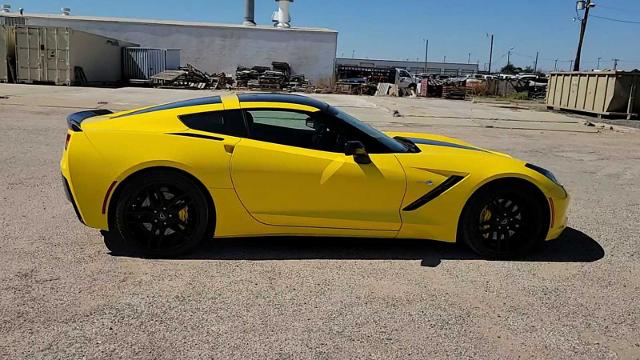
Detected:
left=179, top=110, right=247, bottom=137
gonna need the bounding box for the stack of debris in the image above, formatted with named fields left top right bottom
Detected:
left=336, top=77, right=377, bottom=95
left=235, top=62, right=310, bottom=91
left=442, top=77, right=468, bottom=99
left=151, top=64, right=234, bottom=90
left=288, top=74, right=311, bottom=91
left=484, top=78, right=548, bottom=99
left=375, top=83, right=400, bottom=97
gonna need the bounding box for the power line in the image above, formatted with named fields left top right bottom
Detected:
left=595, top=4, right=633, bottom=13
left=591, top=14, right=640, bottom=24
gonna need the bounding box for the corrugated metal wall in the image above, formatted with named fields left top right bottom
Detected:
left=123, top=47, right=180, bottom=82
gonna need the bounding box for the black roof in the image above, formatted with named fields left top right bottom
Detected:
left=238, top=93, right=330, bottom=111
left=113, top=96, right=222, bottom=118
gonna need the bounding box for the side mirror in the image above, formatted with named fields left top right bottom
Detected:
left=344, top=141, right=371, bottom=164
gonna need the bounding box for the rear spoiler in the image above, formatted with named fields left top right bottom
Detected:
left=67, top=109, right=113, bottom=131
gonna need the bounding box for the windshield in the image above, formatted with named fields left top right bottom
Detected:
left=329, top=106, right=409, bottom=153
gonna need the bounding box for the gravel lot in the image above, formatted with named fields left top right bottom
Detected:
left=1, top=84, right=639, bottom=359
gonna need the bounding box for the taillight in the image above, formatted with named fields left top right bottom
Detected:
left=65, top=133, right=71, bottom=150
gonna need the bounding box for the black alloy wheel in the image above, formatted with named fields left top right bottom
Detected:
left=460, top=182, right=545, bottom=259
left=477, top=196, right=525, bottom=253
left=109, top=171, right=212, bottom=257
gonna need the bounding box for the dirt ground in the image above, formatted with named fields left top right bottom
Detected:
left=1, top=84, right=639, bottom=359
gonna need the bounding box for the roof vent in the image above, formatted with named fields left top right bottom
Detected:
left=61, top=7, right=71, bottom=16
left=273, top=0, right=293, bottom=28
left=243, top=0, right=256, bottom=26
left=1, top=4, right=11, bottom=13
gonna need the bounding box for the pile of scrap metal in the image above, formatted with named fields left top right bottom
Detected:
left=335, top=65, right=399, bottom=96
left=484, top=76, right=548, bottom=99
left=235, top=62, right=310, bottom=91
left=416, top=76, right=466, bottom=99
left=441, top=77, right=469, bottom=99
left=335, top=77, right=378, bottom=95
left=151, top=64, right=234, bottom=90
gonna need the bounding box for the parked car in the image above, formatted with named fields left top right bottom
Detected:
left=61, top=93, right=569, bottom=259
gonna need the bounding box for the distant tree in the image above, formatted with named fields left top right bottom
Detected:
left=500, top=64, right=522, bottom=74
left=522, top=66, right=535, bottom=73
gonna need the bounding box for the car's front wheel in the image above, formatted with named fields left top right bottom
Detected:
left=459, top=181, right=547, bottom=259
left=106, top=170, right=212, bottom=258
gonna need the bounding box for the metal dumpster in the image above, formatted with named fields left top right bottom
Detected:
left=13, top=25, right=137, bottom=85
left=123, top=48, right=181, bottom=83
left=546, top=71, right=639, bottom=119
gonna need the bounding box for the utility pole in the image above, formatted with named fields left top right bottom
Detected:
left=505, top=46, right=515, bottom=68
left=554, top=59, right=558, bottom=71
left=468, top=52, right=471, bottom=64
left=488, top=34, right=494, bottom=74
left=613, top=58, right=619, bottom=70
left=570, top=60, right=574, bottom=70
left=352, top=50, right=355, bottom=59
left=534, top=51, right=539, bottom=72
left=424, top=39, right=429, bottom=73
left=443, top=55, right=446, bottom=63
left=574, top=0, right=596, bottom=71
left=597, top=57, right=602, bottom=69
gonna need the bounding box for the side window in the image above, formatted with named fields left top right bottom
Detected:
left=248, top=110, right=311, bottom=131
left=245, top=109, right=319, bottom=149
left=179, top=110, right=247, bottom=137
left=244, top=109, right=389, bottom=154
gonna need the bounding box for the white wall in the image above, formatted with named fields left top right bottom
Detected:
left=17, top=16, right=338, bottom=84
left=70, top=29, right=137, bottom=84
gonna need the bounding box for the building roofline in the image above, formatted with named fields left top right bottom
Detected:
left=0, top=12, right=337, bottom=33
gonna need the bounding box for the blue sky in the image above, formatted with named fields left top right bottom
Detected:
left=5, top=0, right=640, bottom=71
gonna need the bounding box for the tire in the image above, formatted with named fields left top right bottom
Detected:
left=102, top=230, right=126, bottom=255
left=109, top=170, right=212, bottom=258
left=459, top=182, right=546, bottom=259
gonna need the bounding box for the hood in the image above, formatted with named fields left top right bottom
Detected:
left=387, top=131, right=513, bottom=158
left=385, top=132, right=527, bottom=186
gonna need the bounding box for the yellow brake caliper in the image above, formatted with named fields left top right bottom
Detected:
left=479, top=206, right=492, bottom=238
left=178, top=206, right=189, bottom=223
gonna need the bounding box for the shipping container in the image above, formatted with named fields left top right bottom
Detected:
left=0, top=25, right=16, bottom=82
left=123, top=47, right=181, bottom=83
left=0, top=25, right=7, bottom=82
left=13, top=25, right=137, bottom=85
left=0, top=15, right=25, bottom=26
left=547, top=71, right=639, bottom=119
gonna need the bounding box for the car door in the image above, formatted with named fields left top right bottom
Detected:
left=229, top=107, right=406, bottom=231
left=397, top=69, right=413, bottom=89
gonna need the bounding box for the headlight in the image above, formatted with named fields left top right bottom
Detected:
left=525, top=163, right=560, bottom=184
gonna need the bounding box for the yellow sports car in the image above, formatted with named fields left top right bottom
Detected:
left=60, top=93, right=569, bottom=259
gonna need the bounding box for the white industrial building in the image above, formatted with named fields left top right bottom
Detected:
left=0, top=3, right=338, bottom=83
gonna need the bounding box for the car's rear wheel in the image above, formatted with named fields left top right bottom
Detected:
left=460, top=182, right=546, bottom=259
left=108, top=171, right=212, bottom=258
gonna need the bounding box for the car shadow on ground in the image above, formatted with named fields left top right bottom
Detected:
left=172, top=227, right=603, bottom=267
